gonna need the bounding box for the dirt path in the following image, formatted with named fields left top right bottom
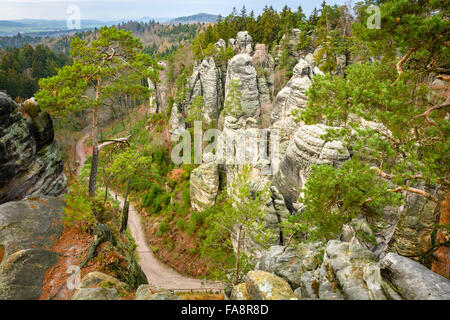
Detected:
left=76, top=133, right=223, bottom=291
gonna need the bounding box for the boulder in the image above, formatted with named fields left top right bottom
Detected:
left=379, top=253, right=450, bottom=300
left=272, top=124, right=350, bottom=211
left=230, top=283, right=250, bottom=300
left=190, top=154, right=219, bottom=211
left=0, top=196, right=65, bottom=300
left=0, top=93, right=67, bottom=204
left=135, top=284, right=182, bottom=300
left=71, top=288, right=121, bottom=300
left=256, top=243, right=322, bottom=289
left=233, top=31, right=254, bottom=55
left=244, top=271, right=298, bottom=300
left=324, top=240, right=383, bottom=300
left=80, top=272, right=128, bottom=293
left=214, top=38, right=226, bottom=50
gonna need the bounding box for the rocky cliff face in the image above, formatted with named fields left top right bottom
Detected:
left=273, top=124, right=350, bottom=211
left=249, top=240, right=450, bottom=300
left=0, top=93, right=67, bottom=204
left=181, top=30, right=447, bottom=291
left=188, top=57, right=224, bottom=122
left=0, top=196, right=65, bottom=299
left=270, top=58, right=324, bottom=172
left=222, top=53, right=262, bottom=129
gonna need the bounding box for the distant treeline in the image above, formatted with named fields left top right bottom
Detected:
left=0, top=44, right=71, bottom=99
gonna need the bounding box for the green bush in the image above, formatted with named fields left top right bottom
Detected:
left=176, top=218, right=187, bottom=231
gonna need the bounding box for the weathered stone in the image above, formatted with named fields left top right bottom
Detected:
left=146, top=292, right=182, bottom=300
left=389, top=184, right=439, bottom=262
left=215, top=38, right=226, bottom=50
left=324, top=240, right=383, bottom=300
left=244, top=271, right=298, bottom=300
left=190, top=154, right=219, bottom=211
left=230, top=283, right=250, bottom=300
left=80, top=272, right=128, bottom=293
left=270, top=59, right=324, bottom=173
left=272, top=124, right=350, bottom=211
left=256, top=243, right=322, bottom=289
left=0, top=196, right=65, bottom=300
left=169, top=103, right=185, bottom=134
left=71, top=288, right=121, bottom=300
left=135, top=284, right=182, bottom=300
left=223, top=54, right=261, bottom=128
left=188, top=57, right=224, bottom=122
left=233, top=31, right=254, bottom=55
left=379, top=253, right=450, bottom=300
left=0, top=93, right=67, bottom=204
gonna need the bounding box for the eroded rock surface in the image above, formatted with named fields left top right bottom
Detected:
left=272, top=124, right=350, bottom=210
left=0, top=93, right=67, bottom=204
left=0, top=196, right=65, bottom=300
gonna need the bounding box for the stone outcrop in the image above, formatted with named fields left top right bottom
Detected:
left=230, top=283, right=250, bottom=300
left=380, top=253, right=450, bottom=300
left=0, top=93, right=67, bottom=204
left=72, top=288, right=121, bottom=300
left=272, top=124, right=350, bottom=211
left=222, top=54, right=261, bottom=129
left=0, top=196, right=65, bottom=300
left=229, top=31, right=254, bottom=55
left=190, top=153, right=219, bottom=211
left=135, top=285, right=182, bottom=300
left=188, top=57, right=224, bottom=122
left=238, top=271, right=298, bottom=300
left=389, top=185, right=439, bottom=261
left=251, top=240, right=450, bottom=300
left=252, top=44, right=275, bottom=107
left=256, top=243, right=322, bottom=289
left=168, top=103, right=185, bottom=134
left=270, top=59, right=324, bottom=172
left=79, top=272, right=128, bottom=293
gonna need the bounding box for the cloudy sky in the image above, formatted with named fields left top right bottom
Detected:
left=0, top=0, right=348, bottom=21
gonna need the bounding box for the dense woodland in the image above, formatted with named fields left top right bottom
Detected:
left=0, top=0, right=449, bottom=300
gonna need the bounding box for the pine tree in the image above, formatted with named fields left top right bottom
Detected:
left=36, top=26, right=161, bottom=197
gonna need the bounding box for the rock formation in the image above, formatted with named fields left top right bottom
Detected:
left=239, top=240, right=450, bottom=300
left=190, top=153, right=219, bottom=211
left=229, top=31, right=254, bottom=55
left=270, top=58, right=324, bottom=172
left=0, top=196, right=65, bottom=300
left=222, top=53, right=261, bottom=129
left=272, top=124, right=350, bottom=211
left=188, top=57, right=224, bottom=122
left=0, top=93, right=67, bottom=204
left=252, top=44, right=275, bottom=107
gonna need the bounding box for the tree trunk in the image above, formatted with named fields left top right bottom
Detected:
left=120, top=176, right=132, bottom=233
left=89, top=80, right=100, bottom=198
left=234, top=225, right=243, bottom=286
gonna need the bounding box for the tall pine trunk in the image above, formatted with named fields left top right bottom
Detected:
left=234, top=225, right=243, bottom=286
left=89, top=80, right=101, bottom=198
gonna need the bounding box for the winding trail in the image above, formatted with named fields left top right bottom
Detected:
left=76, top=133, right=223, bottom=292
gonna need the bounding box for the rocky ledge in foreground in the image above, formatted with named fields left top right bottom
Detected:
left=0, top=196, right=65, bottom=300
left=0, top=93, right=67, bottom=205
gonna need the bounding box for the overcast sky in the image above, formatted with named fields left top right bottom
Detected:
left=0, top=0, right=348, bottom=21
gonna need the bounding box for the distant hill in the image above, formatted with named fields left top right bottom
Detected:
left=170, top=13, right=218, bottom=24
left=0, top=19, right=119, bottom=36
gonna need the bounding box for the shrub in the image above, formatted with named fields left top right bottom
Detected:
left=176, top=218, right=187, bottom=231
